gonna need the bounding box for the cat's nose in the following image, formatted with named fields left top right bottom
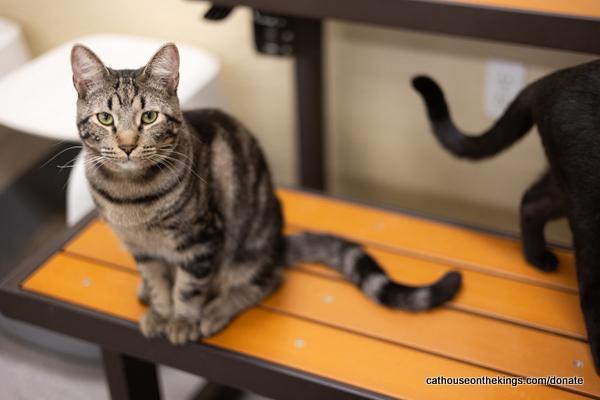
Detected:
left=119, top=144, right=137, bottom=156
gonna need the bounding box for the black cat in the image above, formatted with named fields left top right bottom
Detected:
left=412, top=61, right=600, bottom=373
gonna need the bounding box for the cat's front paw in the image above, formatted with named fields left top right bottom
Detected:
left=165, top=318, right=202, bottom=345
left=200, top=313, right=232, bottom=338
left=528, top=250, right=559, bottom=272
left=140, top=310, right=167, bottom=338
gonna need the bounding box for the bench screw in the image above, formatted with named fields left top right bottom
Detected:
left=573, top=360, right=584, bottom=368
left=294, top=338, right=305, bottom=348
left=82, top=277, right=92, bottom=288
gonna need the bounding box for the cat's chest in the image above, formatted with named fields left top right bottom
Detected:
left=94, top=195, right=162, bottom=227
left=112, top=224, right=178, bottom=258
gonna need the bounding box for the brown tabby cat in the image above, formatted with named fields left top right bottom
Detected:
left=71, top=43, right=462, bottom=344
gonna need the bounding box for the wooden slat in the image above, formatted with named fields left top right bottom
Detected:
left=66, top=219, right=134, bottom=269
left=22, top=253, right=144, bottom=320
left=65, top=219, right=586, bottom=339
left=278, top=189, right=577, bottom=291
left=305, top=247, right=586, bottom=339
left=446, top=0, right=600, bottom=19
left=22, top=254, right=586, bottom=400
left=263, top=269, right=598, bottom=397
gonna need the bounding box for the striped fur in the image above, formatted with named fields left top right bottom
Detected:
left=285, top=233, right=461, bottom=311
left=72, top=43, right=462, bottom=344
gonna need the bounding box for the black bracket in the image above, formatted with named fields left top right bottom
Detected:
left=252, top=10, right=296, bottom=56
left=203, top=5, right=296, bottom=56
left=203, top=5, right=233, bottom=20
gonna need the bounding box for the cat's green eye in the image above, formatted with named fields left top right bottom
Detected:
left=97, top=112, right=114, bottom=126
left=141, top=111, right=158, bottom=124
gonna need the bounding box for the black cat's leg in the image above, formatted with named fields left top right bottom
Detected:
left=570, top=220, right=600, bottom=374
left=520, top=171, right=565, bottom=271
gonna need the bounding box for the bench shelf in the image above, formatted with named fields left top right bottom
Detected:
left=0, top=188, right=594, bottom=399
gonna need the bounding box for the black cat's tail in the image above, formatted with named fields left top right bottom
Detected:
left=412, top=76, right=536, bottom=160
left=284, top=233, right=461, bottom=311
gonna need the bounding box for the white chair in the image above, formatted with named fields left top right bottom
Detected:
left=0, top=33, right=222, bottom=225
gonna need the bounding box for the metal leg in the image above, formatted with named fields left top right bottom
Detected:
left=102, top=349, right=161, bottom=400
left=293, top=18, right=325, bottom=190
left=191, top=382, right=245, bottom=400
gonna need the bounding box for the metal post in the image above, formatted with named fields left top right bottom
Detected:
left=293, top=18, right=325, bottom=190
left=102, top=349, right=161, bottom=400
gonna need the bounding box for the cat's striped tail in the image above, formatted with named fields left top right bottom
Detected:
left=284, top=233, right=461, bottom=311
left=411, top=76, right=536, bottom=160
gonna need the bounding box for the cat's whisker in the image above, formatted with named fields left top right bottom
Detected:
left=58, top=152, right=99, bottom=170
left=84, top=155, right=107, bottom=176
left=146, top=153, right=180, bottom=183
left=160, top=153, right=208, bottom=185
left=165, top=157, right=203, bottom=183
left=61, top=155, right=101, bottom=192
left=40, top=145, right=83, bottom=169
left=147, top=155, right=164, bottom=171
left=56, top=155, right=82, bottom=169
left=158, top=157, right=184, bottom=185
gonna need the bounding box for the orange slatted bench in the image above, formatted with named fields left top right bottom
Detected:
left=0, top=188, right=595, bottom=399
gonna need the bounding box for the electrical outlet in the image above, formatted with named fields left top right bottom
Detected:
left=484, top=59, right=526, bottom=118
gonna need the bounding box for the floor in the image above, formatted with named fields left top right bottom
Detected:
left=0, top=321, right=214, bottom=400
left=0, top=318, right=275, bottom=400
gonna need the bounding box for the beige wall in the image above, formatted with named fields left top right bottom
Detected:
left=2, top=0, right=594, bottom=242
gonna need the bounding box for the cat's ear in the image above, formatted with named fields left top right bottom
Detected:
left=71, top=45, right=109, bottom=98
left=142, top=43, right=180, bottom=95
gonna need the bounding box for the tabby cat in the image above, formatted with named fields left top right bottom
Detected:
left=412, top=64, right=600, bottom=373
left=71, top=43, right=461, bottom=344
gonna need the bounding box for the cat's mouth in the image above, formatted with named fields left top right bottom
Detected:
left=91, top=148, right=168, bottom=173
left=102, top=156, right=154, bottom=172
left=117, top=159, right=144, bottom=170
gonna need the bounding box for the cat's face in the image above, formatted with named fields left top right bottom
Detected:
left=71, top=43, right=183, bottom=172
